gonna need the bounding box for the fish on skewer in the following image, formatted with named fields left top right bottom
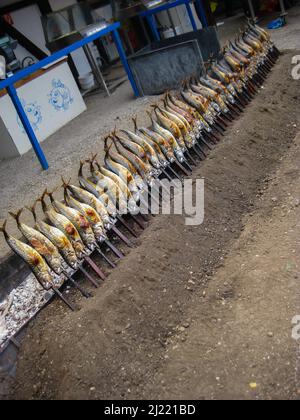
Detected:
left=78, top=159, right=140, bottom=237
left=89, top=157, right=138, bottom=214
left=131, top=116, right=185, bottom=181
left=0, top=220, right=54, bottom=291
left=88, top=158, right=144, bottom=234
left=61, top=181, right=117, bottom=267
left=104, top=137, right=145, bottom=191
left=81, top=159, right=135, bottom=246
left=39, top=190, right=104, bottom=284
left=46, top=190, right=97, bottom=252
left=131, top=117, right=183, bottom=181
left=78, top=161, right=119, bottom=218
left=39, top=190, right=86, bottom=260
left=0, top=220, right=78, bottom=310
left=121, top=125, right=162, bottom=171
left=109, top=133, right=155, bottom=186
left=26, top=202, right=79, bottom=270
left=152, top=105, right=187, bottom=152
left=9, top=209, right=91, bottom=298
left=131, top=118, right=170, bottom=169
left=96, top=157, right=140, bottom=203
left=62, top=181, right=124, bottom=259
left=9, top=209, right=67, bottom=278
left=159, top=100, right=205, bottom=160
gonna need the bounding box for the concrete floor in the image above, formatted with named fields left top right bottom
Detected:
left=0, top=4, right=300, bottom=263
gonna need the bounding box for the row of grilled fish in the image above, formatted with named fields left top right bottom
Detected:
left=0, top=24, right=278, bottom=299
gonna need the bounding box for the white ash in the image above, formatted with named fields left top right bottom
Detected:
left=0, top=273, right=58, bottom=349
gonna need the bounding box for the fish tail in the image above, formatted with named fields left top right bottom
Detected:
left=39, top=189, right=48, bottom=212
left=26, top=202, right=38, bottom=222
left=0, top=220, right=8, bottom=239
left=78, top=160, right=85, bottom=178
left=132, top=116, right=138, bottom=132
left=8, top=208, right=23, bottom=225
left=146, top=110, right=154, bottom=124
left=61, top=176, right=71, bottom=193
left=93, top=156, right=101, bottom=171
left=88, top=158, right=94, bottom=174
left=89, top=153, right=98, bottom=166
left=47, top=189, right=55, bottom=203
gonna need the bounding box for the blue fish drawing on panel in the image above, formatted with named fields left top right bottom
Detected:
left=17, top=99, right=42, bottom=132
left=49, top=79, right=74, bottom=111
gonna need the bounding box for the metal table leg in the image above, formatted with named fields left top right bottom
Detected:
left=167, top=9, right=177, bottom=36
left=186, top=2, right=198, bottom=31
left=139, top=16, right=151, bottom=44
left=112, top=29, right=140, bottom=97
left=146, top=14, right=161, bottom=41
left=195, top=0, right=208, bottom=28
left=279, top=0, right=287, bottom=22
left=83, top=44, right=110, bottom=97
left=248, top=0, right=257, bottom=22
left=7, top=84, right=49, bottom=171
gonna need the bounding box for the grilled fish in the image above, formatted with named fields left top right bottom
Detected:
left=0, top=220, right=54, bottom=290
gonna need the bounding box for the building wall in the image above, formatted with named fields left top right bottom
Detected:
left=9, top=1, right=91, bottom=76
left=10, top=4, right=49, bottom=54
left=48, top=0, right=77, bottom=12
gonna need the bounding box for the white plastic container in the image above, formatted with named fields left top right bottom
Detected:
left=78, top=72, right=95, bottom=90
left=162, top=26, right=183, bottom=39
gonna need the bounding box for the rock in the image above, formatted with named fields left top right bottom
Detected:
left=267, top=332, right=274, bottom=338
left=294, top=199, right=300, bottom=208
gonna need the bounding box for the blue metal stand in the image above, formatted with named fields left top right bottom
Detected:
left=112, top=29, right=140, bottom=97
left=186, top=3, right=198, bottom=31
left=7, top=85, right=49, bottom=170
left=196, top=0, right=209, bottom=28
left=0, top=22, right=139, bottom=171
left=139, top=0, right=208, bottom=41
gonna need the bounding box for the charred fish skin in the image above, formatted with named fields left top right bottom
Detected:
left=105, top=137, right=146, bottom=190
left=38, top=220, right=79, bottom=270
left=149, top=112, right=185, bottom=163
left=112, top=135, right=155, bottom=186
left=0, top=220, right=54, bottom=290
left=121, top=125, right=162, bottom=171
left=65, top=183, right=113, bottom=228
left=89, top=159, right=137, bottom=213
left=39, top=191, right=86, bottom=260
left=99, top=163, right=140, bottom=206
left=64, top=189, right=107, bottom=243
left=9, top=209, right=67, bottom=277
left=27, top=201, right=79, bottom=270
left=48, top=192, right=96, bottom=252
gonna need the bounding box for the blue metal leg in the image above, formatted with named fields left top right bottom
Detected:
left=7, top=84, right=49, bottom=170
left=195, top=0, right=209, bottom=28
left=112, top=29, right=140, bottom=97
left=186, top=3, right=198, bottom=31
left=146, top=15, right=161, bottom=42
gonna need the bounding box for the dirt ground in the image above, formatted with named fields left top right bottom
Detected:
left=3, top=51, right=300, bottom=400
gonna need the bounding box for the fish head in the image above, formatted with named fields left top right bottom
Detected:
left=92, top=223, right=106, bottom=242
left=72, top=240, right=85, bottom=259
left=175, top=149, right=185, bottom=163
left=128, top=199, right=139, bottom=215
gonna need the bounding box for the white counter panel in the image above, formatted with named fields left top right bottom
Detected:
left=0, top=61, right=87, bottom=157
